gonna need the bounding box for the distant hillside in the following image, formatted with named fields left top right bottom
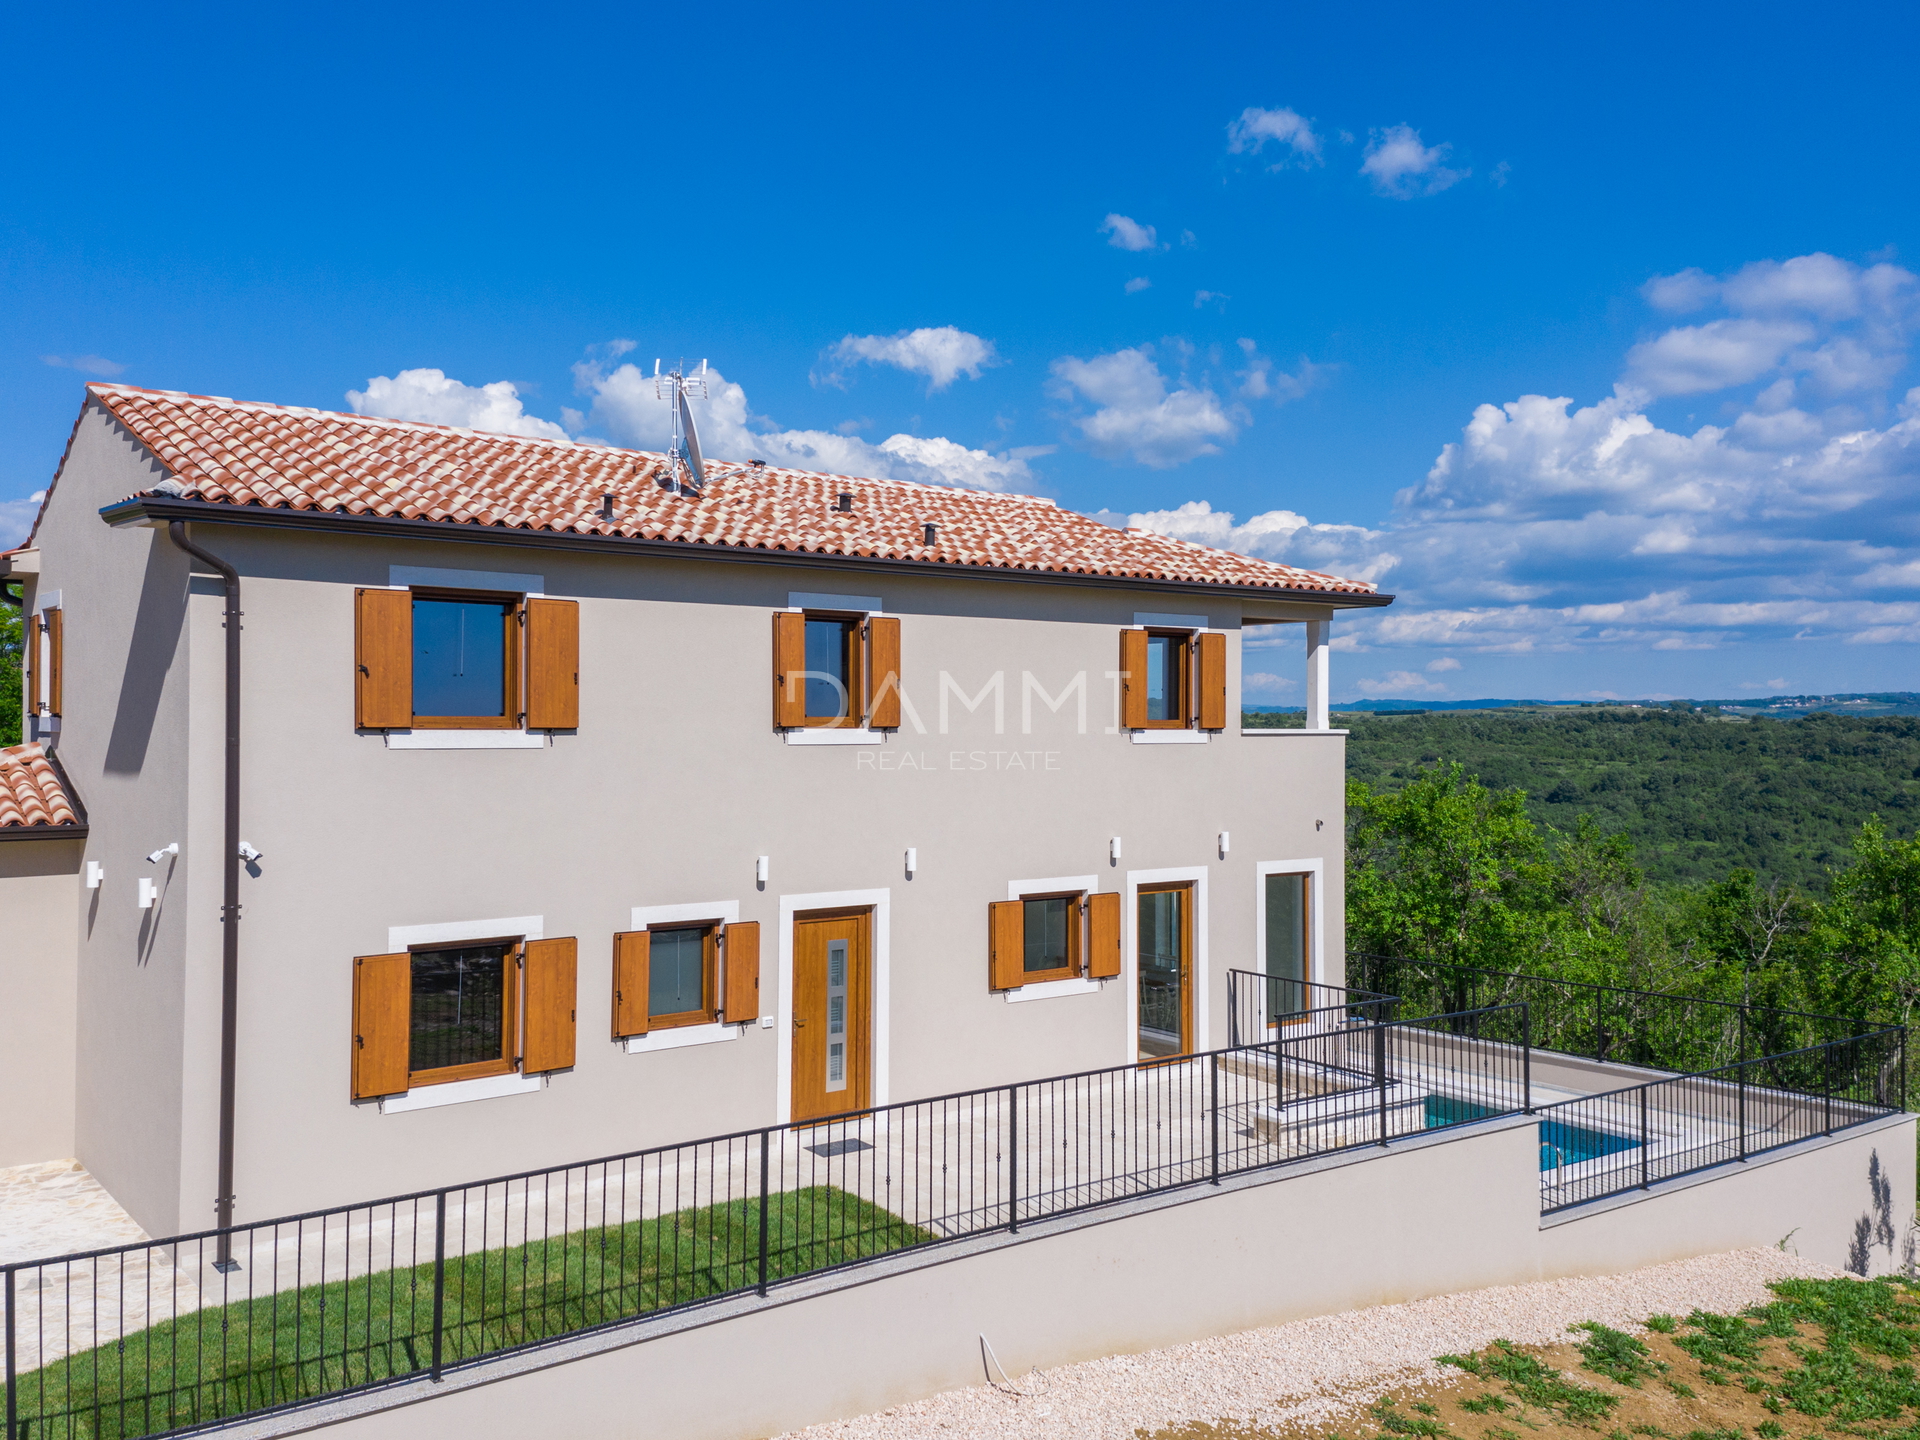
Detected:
left=1245, top=691, right=1920, bottom=718
left=1245, top=706, right=1920, bottom=890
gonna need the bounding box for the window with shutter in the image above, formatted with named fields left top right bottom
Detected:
left=409, top=590, right=518, bottom=729
left=525, top=597, right=580, bottom=729
left=1196, top=631, right=1226, bottom=730
left=865, top=616, right=901, bottom=728
left=523, top=937, right=578, bottom=1073
left=355, top=588, right=412, bottom=729
left=612, top=930, right=650, bottom=1039
left=25, top=611, right=42, bottom=716
left=722, top=921, right=760, bottom=1024
left=988, top=900, right=1025, bottom=990
left=641, top=924, right=719, bottom=1029
left=351, top=952, right=412, bottom=1099
left=40, top=608, right=62, bottom=717
left=1087, top=892, right=1122, bottom=979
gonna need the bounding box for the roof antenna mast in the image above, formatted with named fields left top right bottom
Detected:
left=653, top=357, right=757, bottom=497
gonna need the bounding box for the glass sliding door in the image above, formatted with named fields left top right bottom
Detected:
left=1264, top=872, right=1309, bottom=1025
left=1137, top=883, right=1192, bottom=1059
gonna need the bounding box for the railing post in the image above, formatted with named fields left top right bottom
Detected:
left=1006, top=1086, right=1019, bottom=1234
left=1737, top=1058, right=1749, bottom=1161
left=1824, top=1042, right=1834, bottom=1137
left=1595, top=988, right=1604, bottom=1062
left=1375, top=1020, right=1389, bottom=1148
left=1209, top=1053, right=1221, bottom=1185
left=5, top=1265, right=16, bottom=1440
left=757, top=1128, right=772, bottom=1298
left=429, top=1190, right=447, bottom=1380
left=1638, top=1087, right=1650, bottom=1190
left=1523, top=1003, right=1533, bottom=1116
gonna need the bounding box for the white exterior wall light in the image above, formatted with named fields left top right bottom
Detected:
left=904, top=847, right=917, bottom=878
left=756, top=855, right=769, bottom=884
left=86, top=861, right=104, bottom=889
left=1110, top=836, right=1122, bottom=863
left=1219, top=830, right=1230, bottom=858
left=137, top=877, right=158, bottom=909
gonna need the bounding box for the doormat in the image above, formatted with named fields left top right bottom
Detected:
left=804, top=1138, right=874, bottom=1158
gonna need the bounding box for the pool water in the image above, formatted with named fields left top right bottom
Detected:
left=1422, top=1095, right=1640, bottom=1171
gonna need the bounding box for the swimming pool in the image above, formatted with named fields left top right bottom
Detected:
left=1423, top=1095, right=1640, bottom=1171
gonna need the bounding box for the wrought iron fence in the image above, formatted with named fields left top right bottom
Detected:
left=1224, top=974, right=1398, bottom=1049
left=0, top=1007, right=1530, bottom=1440
left=1534, top=1026, right=1907, bottom=1213
left=1348, top=952, right=1871, bottom=1074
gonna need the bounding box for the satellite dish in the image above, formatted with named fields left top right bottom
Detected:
left=678, top=385, right=706, bottom=490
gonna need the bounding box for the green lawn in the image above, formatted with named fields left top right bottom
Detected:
left=5, top=1185, right=931, bottom=1439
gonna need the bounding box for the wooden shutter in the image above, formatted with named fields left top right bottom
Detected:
left=42, top=608, right=62, bottom=717
left=351, top=952, right=411, bottom=1099
left=989, top=900, right=1025, bottom=991
left=612, top=930, right=650, bottom=1038
left=25, top=611, right=42, bottom=715
left=524, top=598, right=580, bottom=729
left=772, top=612, right=806, bottom=727
left=1119, top=629, right=1149, bottom=729
left=1196, top=631, right=1226, bottom=730
left=722, top=921, right=761, bottom=1024
left=523, top=937, right=578, bottom=1072
left=355, top=588, right=412, bottom=729
left=865, top=616, right=901, bottom=729
left=1087, top=892, right=1122, bottom=979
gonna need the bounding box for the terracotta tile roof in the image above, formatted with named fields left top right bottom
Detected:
left=0, top=742, right=82, bottom=832
left=81, top=383, right=1380, bottom=598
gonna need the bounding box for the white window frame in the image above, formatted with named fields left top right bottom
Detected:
left=774, top=887, right=891, bottom=1124
left=376, top=913, right=546, bottom=1113
left=1123, top=866, right=1210, bottom=1063
left=624, top=899, right=746, bottom=1053
left=1254, top=858, right=1325, bottom=1028
left=1002, top=873, right=1103, bottom=1003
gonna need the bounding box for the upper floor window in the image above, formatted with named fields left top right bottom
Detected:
left=1120, top=626, right=1227, bottom=732
left=355, top=586, right=578, bottom=732
left=772, top=610, right=901, bottom=730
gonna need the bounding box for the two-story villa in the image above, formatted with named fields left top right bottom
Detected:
left=0, top=381, right=1389, bottom=1241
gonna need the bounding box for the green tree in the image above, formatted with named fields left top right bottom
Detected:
left=1802, top=818, right=1920, bottom=1030
left=0, top=597, right=20, bottom=747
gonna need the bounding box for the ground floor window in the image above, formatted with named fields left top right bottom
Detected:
left=1264, top=873, right=1310, bottom=1018
left=648, top=924, right=717, bottom=1027
left=409, top=942, right=517, bottom=1083
left=1021, top=893, right=1082, bottom=980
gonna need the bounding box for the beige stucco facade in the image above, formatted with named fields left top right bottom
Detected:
left=9, top=400, right=1361, bottom=1237
left=0, top=838, right=82, bottom=1168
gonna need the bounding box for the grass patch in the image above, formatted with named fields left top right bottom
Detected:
left=3, top=1186, right=930, bottom=1439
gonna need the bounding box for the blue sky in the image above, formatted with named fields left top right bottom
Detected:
left=5, top=0, right=1917, bottom=703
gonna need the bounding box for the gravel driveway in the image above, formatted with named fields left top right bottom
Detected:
left=779, top=1247, right=1838, bottom=1440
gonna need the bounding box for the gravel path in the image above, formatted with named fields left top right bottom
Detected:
left=781, top=1248, right=1841, bottom=1440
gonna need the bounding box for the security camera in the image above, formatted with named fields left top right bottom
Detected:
left=237, top=841, right=262, bottom=862
left=146, top=842, right=179, bottom=864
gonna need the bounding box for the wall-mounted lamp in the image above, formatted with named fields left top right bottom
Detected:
left=237, top=841, right=262, bottom=862
left=904, top=847, right=917, bottom=878
left=1218, top=830, right=1230, bottom=858
left=755, top=855, right=769, bottom=885
left=146, top=842, right=179, bottom=864
left=86, top=861, right=104, bottom=890
left=1110, top=836, right=1122, bottom=863
left=137, top=877, right=157, bottom=909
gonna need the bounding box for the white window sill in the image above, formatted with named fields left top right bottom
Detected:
left=380, top=1071, right=544, bottom=1113
left=624, top=1022, right=746, bottom=1054
left=1005, top=977, right=1105, bottom=1003
left=1240, top=728, right=1350, bottom=737
left=1130, top=729, right=1211, bottom=745
left=385, top=730, right=549, bottom=750
left=783, top=727, right=885, bottom=746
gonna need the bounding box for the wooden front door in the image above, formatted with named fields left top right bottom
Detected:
left=1137, top=882, right=1194, bottom=1060
left=792, top=910, right=872, bottom=1122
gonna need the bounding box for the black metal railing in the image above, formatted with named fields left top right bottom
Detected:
left=1224, top=974, right=1398, bottom=1048
left=1535, top=1026, right=1908, bottom=1213
left=0, top=1009, right=1529, bottom=1440
left=1348, top=952, right=1873, bottom=1074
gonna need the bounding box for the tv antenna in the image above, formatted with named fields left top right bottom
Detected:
left=653, top=359, right=765, bottom=497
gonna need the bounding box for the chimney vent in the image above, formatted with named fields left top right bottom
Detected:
left=599, top=493, right=614, bottom=521
left=923, top=523, right=937, bottom=546
left=836, top=492, right=854, bottom=513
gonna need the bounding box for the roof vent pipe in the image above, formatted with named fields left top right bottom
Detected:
left=923, top=524, right=937, bottom=546
left=836, top=492, right=853, bottom=513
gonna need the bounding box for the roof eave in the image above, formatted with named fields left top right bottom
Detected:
left=100, top=496, right=1397, bottom=609
left=0, top=823, right=88, bottom=843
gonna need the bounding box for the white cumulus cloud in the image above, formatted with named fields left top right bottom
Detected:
left=1101, top=214, right=1160, bottom=252
left=1048, top=347, right=1241, bottom=468
left=1226, top=106, right=1324, bottom=167
left=573, top=352, right=1038, bottom=492
left=1360, top=124, right=1467, bottom=198
left=824, top=326, right=999, bottom=392
left=42, top=354, right=126, bottom=378
left=348, top=368, right=569, bottom=440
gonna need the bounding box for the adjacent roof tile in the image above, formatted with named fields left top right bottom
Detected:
left=0, top=742, right=82, bottom=832
left=83, top=383, right=1380, bottom=597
